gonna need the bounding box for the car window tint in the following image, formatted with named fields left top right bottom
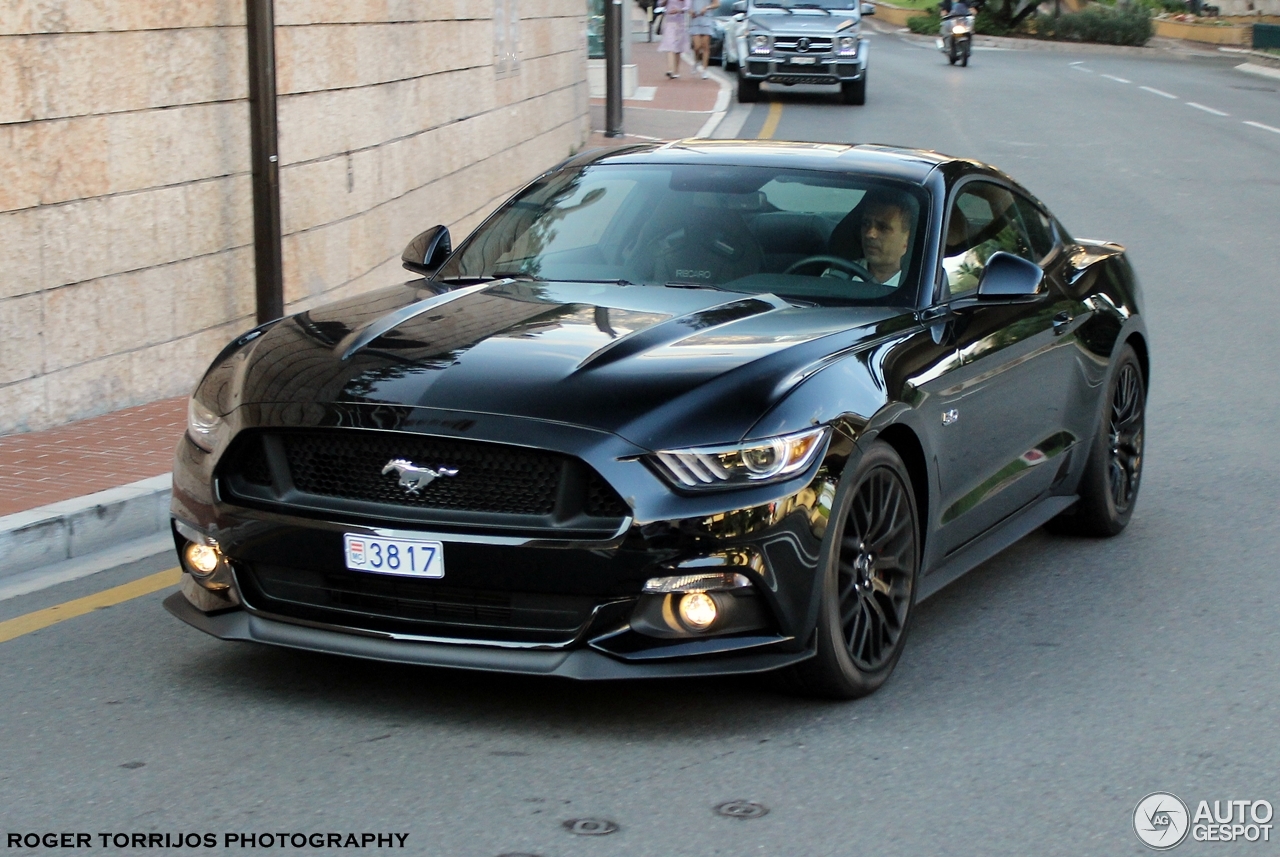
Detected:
left=942, top=181, right=1036, bottom=297
left=500, top=178, right=638, bottom=263
left=760, top=179, right=864, bottom=215
left=1014, top=193, right=1055, bottom=261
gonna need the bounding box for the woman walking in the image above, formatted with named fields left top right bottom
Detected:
left=688, top=0, right=720, bottom=79
left=658, top=0, right=691, bottom=78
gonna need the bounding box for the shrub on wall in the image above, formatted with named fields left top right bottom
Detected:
left=907, top=10, right=940, bottom=32
left=1034, top=4, right=1153, bottom=44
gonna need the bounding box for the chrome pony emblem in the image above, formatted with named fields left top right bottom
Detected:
left=381, top=459, right=458, bottom=495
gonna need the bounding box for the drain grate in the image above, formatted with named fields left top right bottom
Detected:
left=714, top=800, right=769, bottom=819
left=562, top=818, right=618, bottom=836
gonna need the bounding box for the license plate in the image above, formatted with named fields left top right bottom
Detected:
left=344, top=534, right=444, bottom=578
left=788, top=56, right=817, bottom=65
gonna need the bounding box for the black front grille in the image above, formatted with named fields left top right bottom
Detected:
left=239, top=563, right=599, bottom=643
left=768, top=73, right=835, bottom=85
left=284, top=432, right=562, bottom=516
left=219, top=430, right=630, bottom=534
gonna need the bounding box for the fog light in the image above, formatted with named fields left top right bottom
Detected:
left=184, top=542, right=221, bottom=576
left=678, top=592, right=718, bottom=630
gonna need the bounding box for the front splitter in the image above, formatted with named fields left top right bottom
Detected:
left=164, top=592, right=813, bottom=680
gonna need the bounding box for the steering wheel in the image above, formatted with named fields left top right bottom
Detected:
left=784, top=255, right=876, bottom=282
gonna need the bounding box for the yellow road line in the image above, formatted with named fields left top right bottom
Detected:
left=0, top=567, right=181, bottom=644
left=758, top=101, right=783, bottom=140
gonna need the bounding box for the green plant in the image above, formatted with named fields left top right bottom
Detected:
left=907, top=10, right=941, bottom=33
left=1034, top=4, right=1152, bottom=45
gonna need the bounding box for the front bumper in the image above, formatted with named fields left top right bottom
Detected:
left=740, top=38, right=868, bottom=84
left=168, top=410, right=853, bottom=677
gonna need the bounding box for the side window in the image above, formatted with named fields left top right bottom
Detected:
left=1014, top=194, right=1056, bottom=261
left=942, top=182, right=1036, bottom=296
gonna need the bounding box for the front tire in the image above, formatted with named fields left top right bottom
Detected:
left=784, top=441, right=920, bottom=699
left=738, top=75, right=760, bottom=103
left=841, top=75, right=866, bottom=105
left=1051, top=344, right=1145, bottom=537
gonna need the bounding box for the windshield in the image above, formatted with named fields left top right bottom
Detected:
left=437, top=163, right=929, bottom=306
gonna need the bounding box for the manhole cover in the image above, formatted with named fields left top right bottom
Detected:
left=714, top=800, right=769, bottom=819
left=563, top=818, right=618, bottom=836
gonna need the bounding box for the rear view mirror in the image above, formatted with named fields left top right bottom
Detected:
left=861, top=2, right=875, bottom=13
left=977, top=251, right=1044, bottom=299
left=401, top=225, right=452, bottom=276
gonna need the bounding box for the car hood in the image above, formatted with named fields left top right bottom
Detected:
left=214, top=280, right=903, bottom=449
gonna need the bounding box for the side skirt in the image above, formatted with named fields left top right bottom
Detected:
left=917, top=494, right=1077, bottom=602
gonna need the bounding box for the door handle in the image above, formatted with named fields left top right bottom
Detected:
left=1052, top=310, right=1073, bottom=335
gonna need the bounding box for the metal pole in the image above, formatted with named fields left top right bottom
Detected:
left=605, top=0, right=624, bottom=137
left=246, top=0, right=284, bottom=323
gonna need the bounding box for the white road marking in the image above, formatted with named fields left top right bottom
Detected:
left=1101, top=74, right=1131, bottom=83
left=1187, top=102, right=1229, bottom=116
left=1139, top=86, right=1177, bottom=99
left=1069, top=62, right=1093, bottom=73
left=1244, top=120, right=1280, bottom=135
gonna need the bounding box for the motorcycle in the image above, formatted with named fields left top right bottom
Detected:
left=937, top=12, right=975, bottom=66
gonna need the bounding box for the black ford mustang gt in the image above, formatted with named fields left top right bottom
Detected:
left=167, top=140, right=1148, bottom=699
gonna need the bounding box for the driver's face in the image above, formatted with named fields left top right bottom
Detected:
left=860, top=204, right=911, bottom=276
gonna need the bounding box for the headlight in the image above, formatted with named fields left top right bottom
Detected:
left=186, top=396, right=225, bottom=452
left=650, top=427, right=829, bottom=490
left=750, top=33, right=771, bottom=54
left=952, top=22, right=970, bottom=34
left=838, top=35, right=858, bottom=54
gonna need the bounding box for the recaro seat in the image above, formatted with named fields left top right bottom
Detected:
left=647, top=209, right=764, bottom=286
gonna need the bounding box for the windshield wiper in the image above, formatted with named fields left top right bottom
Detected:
left=791, top=2, right=832, bottom=12
left=663, top=281, right=738, bottom=292
left=435, top=271, right=538, bottom=284
left=754, top=2, right=794, bottom=12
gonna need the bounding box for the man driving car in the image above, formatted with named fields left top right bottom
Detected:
left=855, top=189, right=913, bottom=286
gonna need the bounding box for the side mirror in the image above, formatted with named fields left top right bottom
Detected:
left=401, top=225, right=452, bottom=276
left=732, top=0, right=747, bottom=12
left=861, top=2, right=875, bottom=13
left=976, top=251, right=1044, bottom=299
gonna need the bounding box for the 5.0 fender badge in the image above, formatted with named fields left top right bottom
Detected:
left=942, top=408, right=959, bottom=426
left=381, top=459, right=458, bottom=495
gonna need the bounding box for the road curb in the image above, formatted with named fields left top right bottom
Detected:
left=0, top=474, right=172, bottom=580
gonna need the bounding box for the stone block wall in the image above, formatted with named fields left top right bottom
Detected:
left=0, top=0, right=590, bottom=434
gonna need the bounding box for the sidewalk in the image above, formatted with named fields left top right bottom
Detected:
left=0, top=397, right=185, bottom=583
left=588, top=36, right=732, bottom=146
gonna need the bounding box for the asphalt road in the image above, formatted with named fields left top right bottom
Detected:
left=4, top=34, right=1280, bottom=857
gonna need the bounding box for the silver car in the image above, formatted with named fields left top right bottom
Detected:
left=730, top=0, right=874, bottom=104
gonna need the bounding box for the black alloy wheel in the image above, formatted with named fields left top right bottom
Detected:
left=1050, top=344, right=1145, bottom=537
left=784, top=441, right=919, bottom=699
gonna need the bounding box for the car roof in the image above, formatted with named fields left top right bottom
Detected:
left=570, top=139, right=975, bottom=185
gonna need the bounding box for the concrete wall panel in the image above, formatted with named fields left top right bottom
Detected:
left=0, top=1, right=589, bottom=435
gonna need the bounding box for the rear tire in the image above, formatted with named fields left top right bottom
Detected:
left=841, top=75, right=866, bottom=105
left=782, top=442, right=920, bottom=699
left=738, top=76, right=760, bottom=103
left=1049, top=344, right=1145, bottom=537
